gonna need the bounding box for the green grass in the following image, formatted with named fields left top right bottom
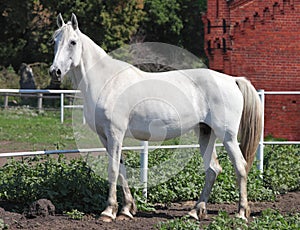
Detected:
left=0, top=107, right=76, bottom=151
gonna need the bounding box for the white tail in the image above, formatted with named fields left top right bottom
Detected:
left=236, top=78, right=263, bottom=174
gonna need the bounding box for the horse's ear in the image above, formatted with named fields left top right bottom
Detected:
left=57, top=13, right=65, bottom=28
left=71, top=13, right=78, bottom=30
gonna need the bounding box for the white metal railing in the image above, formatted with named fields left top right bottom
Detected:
left=0, top=89, right=299, bottom=198
left=256, top=90, right=300, bottom=173
left=0, top=89, right=81, bottom=123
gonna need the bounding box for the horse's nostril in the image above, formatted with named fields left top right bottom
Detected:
left=56, top=69, right=62, bottom=76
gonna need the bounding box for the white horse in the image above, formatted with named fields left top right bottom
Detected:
left=50, top=14, right=262, bottom=222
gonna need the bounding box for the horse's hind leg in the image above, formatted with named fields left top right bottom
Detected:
left=223, top=134, right=250, bottom=220
left=117, top=156, right=137, bottom=220
left=188, top=124, right=222, bottom=220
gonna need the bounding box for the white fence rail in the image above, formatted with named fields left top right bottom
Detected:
left=0, top=89, right=81, bottom=123
left=1, top=89, right=299, bottom=197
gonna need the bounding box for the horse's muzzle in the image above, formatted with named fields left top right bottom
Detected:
left=49, top=65, right=62, bottom=82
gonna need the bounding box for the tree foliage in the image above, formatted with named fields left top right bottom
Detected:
left=143, top=0, right=183, bottom=43
left=0, top=0, right=207, bottom=74
left=0, top=0, right=53, bottom=68
left=100, top=1, right=145, bottom=50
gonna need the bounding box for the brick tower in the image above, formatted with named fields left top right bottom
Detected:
left=203, top=0, right=300, bottom=140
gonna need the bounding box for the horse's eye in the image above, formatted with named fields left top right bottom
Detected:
left=70, top=40, right=77, bottom=46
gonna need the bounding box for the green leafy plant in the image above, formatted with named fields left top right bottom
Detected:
left=127, top=148, right=275, bottom=205
left=203, top=209, right=300, bottom=230
left=0, top=155, right=109, bottom=213
left=263, top=145, right=300, bottom=193
left=156, top=216, right=200, bottom=230
left=249, top=209, right=300, bottom=230
left=132, top=189, right=155, bottom=212
left=204, top=211, right=248, bottom=230
left=65, top=209, right=85, bottom=220
left=0, top=218, right=9, bottom=230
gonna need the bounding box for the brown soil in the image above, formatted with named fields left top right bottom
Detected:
left=1, top=192, right=299, bottom=230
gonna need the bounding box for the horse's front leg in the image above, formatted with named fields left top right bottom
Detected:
left=117, top=156, right=137, bottom=220
left=100, top=137, right=123, bottom=222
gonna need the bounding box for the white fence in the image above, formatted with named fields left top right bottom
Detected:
left=0, top=89, right=81, bottom=123
left=256, top=90, right=300, bottom=173
left=0, top=89, right=299, bottom=197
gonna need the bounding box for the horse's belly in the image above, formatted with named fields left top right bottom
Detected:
left=127, top=119, right=186, bottom=141
left=125, top=101, right=199, bottom=141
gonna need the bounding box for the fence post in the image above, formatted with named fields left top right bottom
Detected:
left=257, top=89, right=265, bottom=175
left=83, top=105, right=86, bottom=124
left=140, top=141, right=148, bottom=199
left=60, top=93, right=64, bottom=123
left=4, top=93, right=8, bottom=109
left=37, top=93, right=43, bottom=112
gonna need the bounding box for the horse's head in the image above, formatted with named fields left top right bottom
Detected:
left=50, top=13, right=82, bottom=82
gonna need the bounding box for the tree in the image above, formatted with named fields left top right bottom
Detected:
left=100, top=0, right=145, bottom=51
left=0, top=0, right=54, bottom=68
left=142, top=0, right=183, bottom=45
left=0, top=0, right=207, bottom=71
left=142, top=0, right=207, bottom=58
left=43, top=0, right=104, bottom=48
left=0, top=0, right=144, bottom=69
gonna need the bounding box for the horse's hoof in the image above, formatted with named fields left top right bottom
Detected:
left=117, top=209, right=134, bottom=221
left=235, top=213, right=248, bottom=222
left=99, top=215, right=114, bottom=223
left=199, top=209, right=209, bottom=220
left=117, top=214, right=133, bottom=221
left=188, top=209, right=199, bottom=220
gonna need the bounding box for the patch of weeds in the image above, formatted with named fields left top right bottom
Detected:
left=263, top=145, right=300, bottom=194
left=249, top=209, right=300, bottom=230
left=156, top=216, right=200, bottom=230
left=204, top=209, right=300, bottom=230
left=0, top=218, right=9, bottom=230
left=204, top=211, right=248, bottom=230
left=65, top=209, right=85, bottom=220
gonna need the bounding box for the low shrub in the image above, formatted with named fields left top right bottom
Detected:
left=126, top=148, right=275, bottom=205
left=263, top=145, right=300, bottom=193
left=0, top=144, right=298, bottom=214
left=0, top=155, right=108, bottom=213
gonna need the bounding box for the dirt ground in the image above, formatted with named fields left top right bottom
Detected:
left=0, top=192, right=299, bottom=230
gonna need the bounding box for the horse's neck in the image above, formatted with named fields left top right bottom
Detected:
left=80, top=33, right=108, bottom=70
left=71, top=32, right=108, bottom=93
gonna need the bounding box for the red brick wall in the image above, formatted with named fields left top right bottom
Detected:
left=203, top=0, right=300, bottom=140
